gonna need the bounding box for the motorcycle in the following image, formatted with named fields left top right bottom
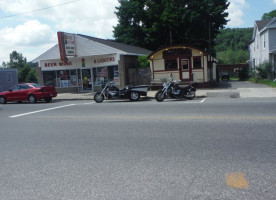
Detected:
left=155, top=74, right=196, bottom=102
left=94, top=81, right=148, bottom=103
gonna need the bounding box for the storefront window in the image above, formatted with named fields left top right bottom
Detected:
left=193, top=57, right=202, bottom=69
left=165, top=59, right=178, bottom=70
left=93, top=66, right=119, bottom=85
left=69, top=70, right=78, bottom=86
left=43, top=71, right=56, bottom=86
left=57, top=70, right=70, bottom=87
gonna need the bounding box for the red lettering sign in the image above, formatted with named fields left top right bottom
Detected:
left=44, top=62, right=72, bottom=67
left=94, top=57, right=115, bottom=64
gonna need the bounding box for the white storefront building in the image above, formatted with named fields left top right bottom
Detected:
left=32, top=33, right=151, bottom=92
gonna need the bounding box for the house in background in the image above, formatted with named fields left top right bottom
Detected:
left=0, top=69, right=18, bottom=92
left=249, top=17, right=276, bottom=78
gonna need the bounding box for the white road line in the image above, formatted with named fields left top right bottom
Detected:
left=9, top=104, right=76, bottom=118
left=81, top=102, right=94, bottom=105
left=200, top=98, right=206, bottom=103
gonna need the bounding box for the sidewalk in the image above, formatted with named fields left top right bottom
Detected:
left=54, top=87, right=276, bottom=101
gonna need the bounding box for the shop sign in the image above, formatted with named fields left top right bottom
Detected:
left=44, top=61, right=72, bottom=67
left=57, top=32, right=76, bottom=62
left=94, top=56, right=115, bottom=64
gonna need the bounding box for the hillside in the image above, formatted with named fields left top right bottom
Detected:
left=214, top=28, right=253, bottom=64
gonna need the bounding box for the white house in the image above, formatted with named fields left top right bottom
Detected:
left=249, top=17, right=276, bottom=76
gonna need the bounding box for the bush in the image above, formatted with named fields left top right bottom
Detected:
left=239, top=67, right=249, bottom=80
left=256, top=62, right=272, bottom=79
left=137, top=56, right=150, bottom=68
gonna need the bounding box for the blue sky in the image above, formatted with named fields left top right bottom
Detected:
left=0, top=0, right=275, bottom=63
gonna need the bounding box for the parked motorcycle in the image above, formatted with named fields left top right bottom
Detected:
left=94, top=81, right=148, bottom=103
left=155, top=74, right=196, bottom=102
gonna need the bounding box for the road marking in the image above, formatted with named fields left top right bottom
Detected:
left=226, top=173, right=248, bottom=189
left=81, top=102, right=94, bottom=105
left=200, top=98, right=206, bottom=103
left=9, top=104, right=76, bottom=118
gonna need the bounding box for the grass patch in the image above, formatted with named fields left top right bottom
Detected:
left=249, top=78, right=276, bottom=87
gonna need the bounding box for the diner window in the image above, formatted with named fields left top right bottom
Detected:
left=43, top=71, right=56, bottom=86
left=193, top=57, right=202, bottom=69
left=165, top=59, right=178, bottom=70
left=181, top=59, right=189, bottom=70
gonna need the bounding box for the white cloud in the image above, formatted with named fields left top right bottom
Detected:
left=274, top=0, right=276, bottom=4
left=0, top=0, right=120, bottom=62
left=226, top=0, right=248, bottom=27
left=0, top=20, right=56, bottom=62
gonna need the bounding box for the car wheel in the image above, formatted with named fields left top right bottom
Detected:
left=94, top=92, right=104, bottom=103
left=155, top=91, right=165, bottom=102
left=28, top=95, right=36, bottom=104
left=45, top=97, right=52, bottom=103
left=0, top=96, right=6, bottom=104
left=129, top=91, right=140, bottom=101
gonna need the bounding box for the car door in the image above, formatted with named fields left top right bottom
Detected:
left=5, top=85, right=21, bottom=101
left=19, top=84, right=31, bottom=101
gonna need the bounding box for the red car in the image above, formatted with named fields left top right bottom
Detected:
left=0, top=83, right=57, bottom=104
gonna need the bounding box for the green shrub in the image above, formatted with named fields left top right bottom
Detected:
left=256, top=62, right=272, bottom=79
left=238, top=67, right=249, bottom=80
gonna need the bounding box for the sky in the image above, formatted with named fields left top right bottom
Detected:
left=0, top=0, right=275, bottom=64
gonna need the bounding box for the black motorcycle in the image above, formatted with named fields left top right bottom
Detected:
left=155, top=75, right=196, bottom=102
left=94, top=81, right=148, bottom=103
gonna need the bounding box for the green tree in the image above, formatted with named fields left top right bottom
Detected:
left=26, top=68, right=38, bottom=83
left=18, top=64, right=32, bottom=83
left=262, top=9, right=276, bottom=20
left=113, top=0, right=229, bottom=51
left=214, top=28, right=253, bottom=64
left=6, top=51, right=27, bottom=69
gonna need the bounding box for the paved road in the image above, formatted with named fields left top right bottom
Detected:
left=0, top=97, right=276, bottom=199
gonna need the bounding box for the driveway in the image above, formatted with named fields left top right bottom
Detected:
left=207, top=80, right=276, bottom=98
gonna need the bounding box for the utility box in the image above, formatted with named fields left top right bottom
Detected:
left=0, top=69, right=18, bottom=92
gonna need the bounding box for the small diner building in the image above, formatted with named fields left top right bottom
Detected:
left=32, top=33, right=152, bottom=92
left=148, top=45, right=217, bottom=86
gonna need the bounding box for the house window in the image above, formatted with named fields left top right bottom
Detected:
left=193, top=57, right=202, bottom=69
left=165, top=59, right=178, bottom=70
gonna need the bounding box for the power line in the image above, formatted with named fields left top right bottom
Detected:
left=0, top=0, right=81, bottom=19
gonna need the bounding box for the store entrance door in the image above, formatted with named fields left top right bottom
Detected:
left=82, top=69, right=92, bottom=90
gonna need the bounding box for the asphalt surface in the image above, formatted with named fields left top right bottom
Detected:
left=0, top=81, right=276, bottom=200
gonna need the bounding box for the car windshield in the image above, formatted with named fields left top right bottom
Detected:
left=30, top=83, right=41, bottom=88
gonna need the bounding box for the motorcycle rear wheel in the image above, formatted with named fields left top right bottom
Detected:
left=94, top=92, right=104, bottom=103
left=186, top=91, right=196, bottom=100
left=155, top=91, right=165, bottom=102
left=130, top=91, right=140, bottom=101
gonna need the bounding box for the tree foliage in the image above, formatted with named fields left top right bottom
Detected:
left=113, top=0, right=229, bottom=51
left=2, top=51, right=37, bottom=83
left=214, top=28, right=253, bottom=64
left=262, top=9, right=276, bottom=20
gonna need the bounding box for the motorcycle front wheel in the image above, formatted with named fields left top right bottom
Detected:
left=155, top=91, right=166, bottom=102
left=94, top=92, right=104, bottom=103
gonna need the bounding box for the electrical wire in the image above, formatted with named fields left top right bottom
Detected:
left=0, top=0, right=81, bottom=19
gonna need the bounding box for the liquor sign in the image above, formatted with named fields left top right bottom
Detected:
left=57, top=32, right=77, bottom=62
